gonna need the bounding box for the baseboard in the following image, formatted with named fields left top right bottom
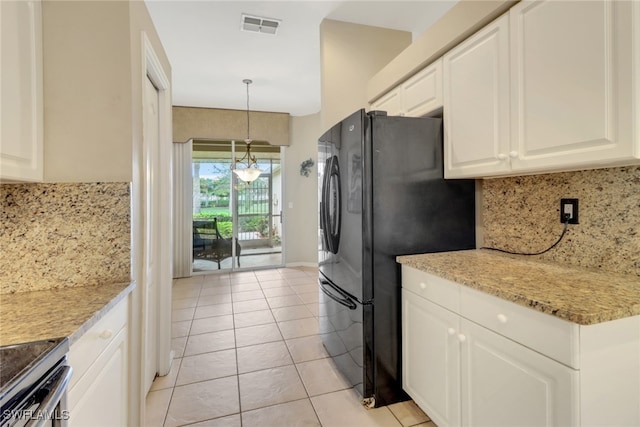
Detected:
left=285, top=261, right=318, bottom=268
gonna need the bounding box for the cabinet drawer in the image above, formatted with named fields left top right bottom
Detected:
left=402, top=265, right=459, bottom=312
left=68, top=297, right=128, bottom=389
left=460, top=286, right=579, bottom=368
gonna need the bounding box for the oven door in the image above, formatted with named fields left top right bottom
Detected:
left=1, top=361, right=72, bottom=427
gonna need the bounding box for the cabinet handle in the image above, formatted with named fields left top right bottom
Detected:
left=457, top=334, right=466, bottom=342
left=509, top=151, right=519, bottom=159
left=497, top=314, right=508, bottom=324
left=99, top=329, right=113, bottom=339
left=497, top=153, right=507, bottom=160
left=419, top=282, right=426, bottom=290
left=447, top=328, right=456, bottom=335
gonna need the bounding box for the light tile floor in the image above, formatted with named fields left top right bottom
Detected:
left=145, top=267, right=436, bottom=427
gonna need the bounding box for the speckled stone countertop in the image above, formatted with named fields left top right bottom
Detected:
left=0, top=282, right=134, bottom=347
left=397, top=250, right=640, bottom=325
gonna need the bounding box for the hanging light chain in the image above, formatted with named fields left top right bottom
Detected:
left=243, top=79, right=252, bottom=142
left=233, top=78, right=262, bottom=183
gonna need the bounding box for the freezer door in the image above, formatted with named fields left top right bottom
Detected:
left=319, top=275, right=372, bottom=399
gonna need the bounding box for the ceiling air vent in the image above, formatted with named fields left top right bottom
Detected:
left=241, top=14, right=281, bottom=35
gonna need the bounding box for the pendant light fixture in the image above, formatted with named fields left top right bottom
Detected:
left=233, top=79, right=262, bottom=183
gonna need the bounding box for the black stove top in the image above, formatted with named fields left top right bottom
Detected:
left=0, top=337, right=69, bottom=406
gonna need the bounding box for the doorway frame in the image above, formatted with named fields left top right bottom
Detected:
left=142, top=30, right=173, bottom=376
left=131, top=31, right=173, bottom=425
left=188, top=140, right=286, bottom=274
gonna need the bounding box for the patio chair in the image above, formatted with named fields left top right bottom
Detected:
left=193, top=218, right=241, bottom=269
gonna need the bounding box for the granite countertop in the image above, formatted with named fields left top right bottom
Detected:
left=397, top=250, right=640, bottom=325
left=0, top=282, right=135, bottom=347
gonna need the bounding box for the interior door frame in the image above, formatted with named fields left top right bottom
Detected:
left=142, top=74, right=159, bottom=394
left=131, top=31, right=173, bottom=425
left=142, top=31, right=173, bottom=375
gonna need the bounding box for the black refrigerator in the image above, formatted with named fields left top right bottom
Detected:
left=318, top=109, right=476, bottom=407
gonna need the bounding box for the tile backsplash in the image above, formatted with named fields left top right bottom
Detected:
left=482, top=166, right=640, bottom=277
left=1, top=182, right=131, bottom=294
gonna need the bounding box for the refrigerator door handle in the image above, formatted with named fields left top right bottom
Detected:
left=320, top=158, right=331, bottom=252
left=319, top=279, right=357, bottom=310
left=325, top=156, right=341, bottom=254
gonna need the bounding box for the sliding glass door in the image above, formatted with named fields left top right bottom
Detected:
left=192, top=140, right=282, bottom=273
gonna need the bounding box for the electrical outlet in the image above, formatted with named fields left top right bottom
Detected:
left=560, top=198, right=579, bottom=224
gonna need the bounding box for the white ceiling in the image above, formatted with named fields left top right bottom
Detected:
left=144, top=1, right=457, bottom=117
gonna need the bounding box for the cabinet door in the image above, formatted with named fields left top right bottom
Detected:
left=68, top=327, right=128, bottom=427
left=370, top=87, right=402, bottom=116
left=402, top=289, right=460, bottom=427
left=443, top=13, right=510, bottom=178
left=68, top=297, right=129, bottom=427
left=510, top=0, right=637, bottom=171
left=460, top=319, right=579, bottom=426
left=402, top=59, right=443, bottom=117
left=0, top=0, right=43, bottom=182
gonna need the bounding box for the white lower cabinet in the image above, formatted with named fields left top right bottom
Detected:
left=401, top=264, right=640, bottom=427
left=460, top=319, right=578, bottom=426
left=402, top=289, right=460, bottom=426
left=402, top=285, right=577, bottom=427
left=68, top=297, right=129, bottom=427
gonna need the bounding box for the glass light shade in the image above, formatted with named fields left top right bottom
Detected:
left=233, top=167, right=262, bottom=183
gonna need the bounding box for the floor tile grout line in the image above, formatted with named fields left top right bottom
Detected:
left=290, top=351, right=324, bottom=426
left=232, top=312, right=243, bottom=426
left=161, top=386, right=176, bottom=427
left=166, top=268, right=329, bottom=427
left=160, top=276, right=186, bottom=427
left=169, top=276, right=227, bottom=427
left=267, top=281, right=325, bottom=426
left=249, top=283, right=323, bottom=426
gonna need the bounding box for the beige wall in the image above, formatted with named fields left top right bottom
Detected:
left=173, top=107, right=290, bottom=146
left=367, top=0, right=517, bottom=103
left=41, top=0, right=171, bottom=183
left=42, top=0, right=132, bottom=182
left=285, top=113, right=321, bottom=265
left=320, top=19, right=411, bottom=131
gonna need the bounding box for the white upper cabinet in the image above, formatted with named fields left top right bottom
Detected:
left=0, top=0, right=43, bottom=182
left=401, top=59, right=443, bottom=117
left=444, top=0, right=640, bottom=178
left=443, top=14, right=510, bottom=178
left=370, top=87, right=403, bottom=116
left=509, top=0, right=636, bottom=171
left=371, top=59, right=443, bottom=118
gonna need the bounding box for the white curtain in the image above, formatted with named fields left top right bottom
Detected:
left=172, top=140, right=193, bottom=278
